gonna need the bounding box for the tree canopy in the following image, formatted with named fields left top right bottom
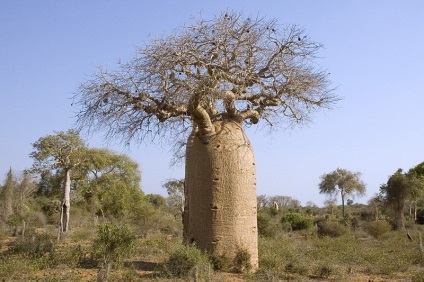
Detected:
left=319, top=168, right=366, bottom=217
left=75, top=11, right=337, bottom=146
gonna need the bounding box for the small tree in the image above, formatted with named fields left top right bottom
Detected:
left=30, top=129, right=86, bottom=233
left=78, top=148, right=143, bottom=218
left=94, top=222, right=136, bottom=282
left=0, top=168, right=16, bottom=223
left=407, top=162, right=424, bottom=220
left=323, top=197, right=337, bottom=216
left=319, top=168, right=366, bottom=218
left=163, top=179, right=185, bottom=217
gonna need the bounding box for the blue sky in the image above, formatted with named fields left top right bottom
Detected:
left=1, top=1, right=423, bottom=206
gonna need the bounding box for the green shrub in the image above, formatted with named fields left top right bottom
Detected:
left=317, top=221, right=348, bottom=238
left=363, top=220, right=392, bottom=239
left=93, top=222, right=136, bottom=265
left=257, top=212, right=280, bottom=237
left=161, top=244, right=212, bottom=279
left=209, top=253, right=231, bottom=271
left=281, top=213, right=312, bottom=231
left=9, top=232, right=55, bottom=257
left=234, top=248, right=252, bottom=273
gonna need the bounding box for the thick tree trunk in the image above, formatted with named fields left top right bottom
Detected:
left=60, top=168, right=71, bottom=233
left=185, top=120, right=258, bottom=270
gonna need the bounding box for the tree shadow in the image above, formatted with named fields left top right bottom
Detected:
left=125, top=260, right=159, bottom=272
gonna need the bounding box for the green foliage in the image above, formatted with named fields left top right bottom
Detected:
left=209, top=253, right=231, bottom=271
left=163, top=178, right=185, bottom=212
left=281, top=212, right=313, bottom=231
left=78, top=148, right=143, bottom=219
left=9, top=232, right=55, bottom=258
left=319, top=168, right=366, bottom=217
left=363, top=220, right=392, bottom=239
left=93, top=222, right=136, bottom=265
left=30, top=129, right=86, bottom=173
left=145, top=193, right=166, bottom=207
left=380, top=168, right=422, bottom=229
left=160, top=244, right=212, bottom=279
left=257, top=211, right=280, bottom=237
left=234, top=248, right=252, bottom=273
left=317, top=220, right=348, bottom=238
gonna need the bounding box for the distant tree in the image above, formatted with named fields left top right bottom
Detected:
left=323, top=197, right=337, bottom=216
left=319, top=168, right=366, bottom=218
left=163, top=179, right=185, bottom=217
left=368, top=194, right=384, bottom=220
left=269, top=195, right=300, bottom=210
left=0, top=168, right=16, bottom=222
left=13, top=172, right=37, bottom=237
left=256, top=195, right=269, bottom=209
left=145, top=194, right=166, bottom=207
left=30, top=129, right=86, bottom=233
left=380, top=169, right=421, bottom=229
left=75, top=11, right=337, bottom=268
left=78, top=148, right=143, bottom=218
left=407, top=162, right=424, bottom=220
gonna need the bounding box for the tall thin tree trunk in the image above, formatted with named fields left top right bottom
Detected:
left=341, top=193, right=345, bottom=218
left=185, top=120, right=258, bottom=270
left=60, top=168, right=71, bottom=233
left=415, top=201, right=418, bottom=221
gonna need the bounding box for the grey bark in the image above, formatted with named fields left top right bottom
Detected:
left=60, top=168, right=71, bottom=233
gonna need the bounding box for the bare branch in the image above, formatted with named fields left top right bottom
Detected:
left=74, top=11, right=337, bottom=145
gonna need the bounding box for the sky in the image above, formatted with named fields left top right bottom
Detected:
left=1, top=1, right=423, bottom=206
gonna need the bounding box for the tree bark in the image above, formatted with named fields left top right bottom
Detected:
left=185, top=120, right=258, bottom=270
left=60, top=168, right=71, bottom=233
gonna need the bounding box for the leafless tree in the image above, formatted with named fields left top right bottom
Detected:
left=75, top=11, right=337, bottom=270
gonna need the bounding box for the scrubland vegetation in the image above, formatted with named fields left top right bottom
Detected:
left=2, top=167, right=424, bottom=282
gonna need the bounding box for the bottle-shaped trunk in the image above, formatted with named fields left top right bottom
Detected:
left=185, top=120, right=258, bottom=270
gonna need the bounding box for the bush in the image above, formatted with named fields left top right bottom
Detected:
left=281, top=213, right=312, bottom=231
left=317, top=221, right=348, bottom=238
left=257, top=212, right=280, bottom=237
left=161, top=244, right=212, bottom=279
left=9, top=232, right=55, bottom=257
left=363, top=220, right=392, bottom=239
left=93, top=222, right=136, bottom=265
left=234, top=248, right=252, bottom=273
left=209, top=253, right=231, bottom=271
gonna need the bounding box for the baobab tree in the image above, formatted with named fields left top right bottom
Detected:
left=319, top=168, right=366, bottom=218
left=30, top=129, right=85, bottom=233
left=75, top=12, right=337, bottom=269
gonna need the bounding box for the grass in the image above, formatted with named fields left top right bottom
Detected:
left=2, top=217, right=424, bottom=281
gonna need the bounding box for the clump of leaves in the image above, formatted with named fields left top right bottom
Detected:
left=257, top=212, right=280, bottom=237
left=363, top=220, right=392, bottom=239
left=234, top=248, right=252, bottom=273
left=9, top=232, right=55, bottom=258
left=317, top=220, right=348, bottom=238
left=281, top=213, right=312, bottom=231
left=93, top=222, right=136, bottom=281
left=209, top=253, right=231, bottom=271
left=160, top=244, right=212, bottom=279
